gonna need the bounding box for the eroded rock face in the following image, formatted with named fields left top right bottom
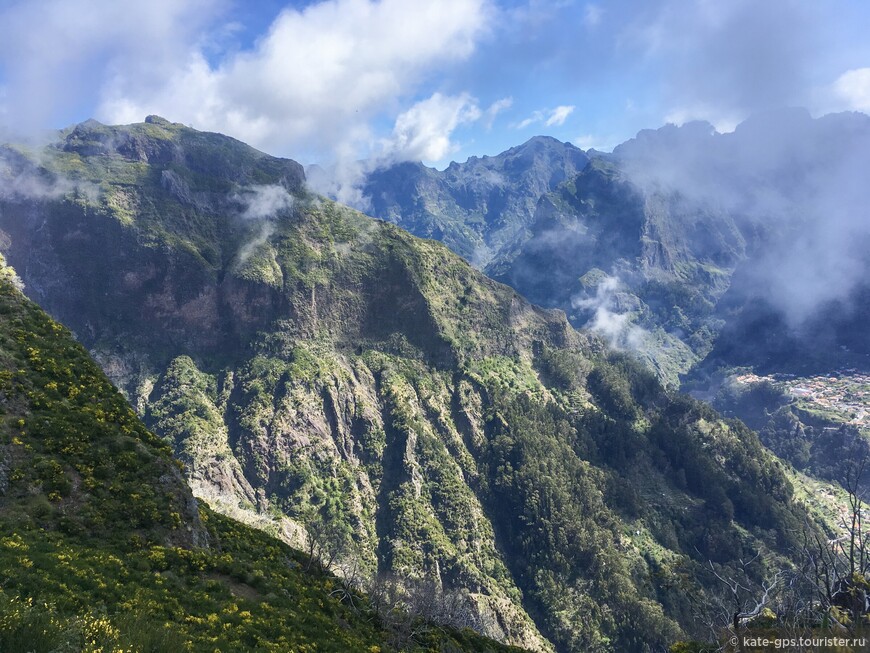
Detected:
left=0, top=124, right=563, bottom=649
left=139, top=349, right=553, bottom=649
left=358, top=136, right=590, bottom=264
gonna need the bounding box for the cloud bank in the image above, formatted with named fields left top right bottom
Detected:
left=100, top=0, right=491, bottom=161
left=615, top=110, right=870, bottom=328
left=626, top=0, right=821, bottom=130
left=0, top=0, right=219, bottom=136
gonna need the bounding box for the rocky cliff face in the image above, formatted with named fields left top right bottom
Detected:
left=0, top=119, right=821, bottom=652
left=0, top=255, right=523, bottom=652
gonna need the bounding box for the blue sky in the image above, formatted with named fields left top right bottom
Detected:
left=1, top=0, right=869, bottom=169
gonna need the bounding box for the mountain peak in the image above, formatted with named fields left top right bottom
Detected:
left=506, top=134, right=581, bottom=156
left=144, top=114, right=175, bottom=126
left=613, top=120, right=717, bottom=160
left=45, top=117, right=306, bottom=194
left=521, top=134, right=571, bottom=146
left=77, top=117, right=106, bottom=129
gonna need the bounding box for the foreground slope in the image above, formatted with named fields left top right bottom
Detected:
left=0, top=118, right=823, bottom=652
left=0, top=261, right=518, bottom=652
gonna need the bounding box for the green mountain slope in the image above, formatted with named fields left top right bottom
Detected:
left=0, top=260, right=520, bottom=653
left=0, top=118, right=825, bottom=652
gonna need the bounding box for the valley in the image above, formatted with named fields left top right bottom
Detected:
left=1, top=2, right=869, bottom=651
left=733, top=369, right=870, bottom=433
left=358, top=111, right=870, bottom=395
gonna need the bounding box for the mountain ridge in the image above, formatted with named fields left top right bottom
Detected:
left=352, top=114, right=870, bottom=490
left=358, top=134, right=589, bottom=266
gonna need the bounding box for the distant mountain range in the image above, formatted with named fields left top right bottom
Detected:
left=359, top=135, right=589, bottom=267
left=356, top=109, right=870, bottom=385
left=0, top=116, right=835, bottom=652
left=352, top=110, right=870, bottom=490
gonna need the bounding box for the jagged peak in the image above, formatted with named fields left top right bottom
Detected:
left=518, top=134, right=574, bottom=148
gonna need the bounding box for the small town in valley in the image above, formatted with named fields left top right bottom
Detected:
left=735, top=369, right=870, bottom=431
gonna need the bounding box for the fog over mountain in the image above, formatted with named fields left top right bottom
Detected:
left=347, top=109, right=870, bottom=392
left=615, top=108, right=870, bottom=328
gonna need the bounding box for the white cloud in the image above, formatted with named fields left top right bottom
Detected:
left=384, top=92, right=482, bottom=162
left=307, top=91, right=510, bottom=210
left=583, top=4, right=603, bottom=28
left=571, top=133, right=615, bottom=152
left=572, top=275, right=648, bottom=351
left=483, top=96, right=513, bottom=130
left=231, top=185, right=294, bottom=265
left=234, top=185, right=295, bottom=220
left=0, top=0, right=220, bottom=135
left=515, top=104, right=575, bottom=130
left=625, top=0, right=819, bottom=127
left=516, top=115, right=540, bottom=130
left=98, top=0, right=491, bottom=160
left=308, top=92, right=509, bottom=209
left=833, top=68, right=870, bottom=112
left=545, top=105, right=575, bottom=126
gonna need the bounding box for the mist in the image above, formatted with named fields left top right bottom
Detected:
left=234, top=184, right=295, bottom=221
left=305, top=160, right=373, bottom=212
left=614, top=109, right=870, bottom=328
left=0, top=147, right=98, bottom=203
left=231, top=184, right=295, bottom=265
left=571, top=275, right=649, bottom=351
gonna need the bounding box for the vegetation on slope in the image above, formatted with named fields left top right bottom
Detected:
left=0, top=119, right=836, bottom=652
left=0, top=269, right=521, bottom=653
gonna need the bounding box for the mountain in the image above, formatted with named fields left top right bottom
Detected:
left=0, top=257, right=525, bottom=653
left=485, top=150, right=744, bottom=385
left=358, top=135, right=589, bottom=266
left=492, top=112, right=870, bottom=489
left=0, top=117, right=826, bottom=652
left=350, top=127, right=743, bottom=385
